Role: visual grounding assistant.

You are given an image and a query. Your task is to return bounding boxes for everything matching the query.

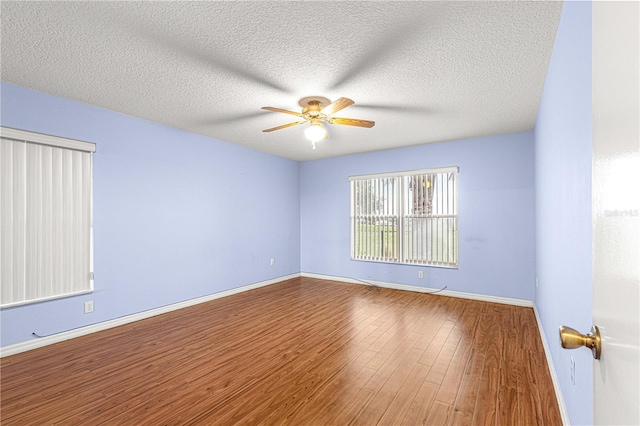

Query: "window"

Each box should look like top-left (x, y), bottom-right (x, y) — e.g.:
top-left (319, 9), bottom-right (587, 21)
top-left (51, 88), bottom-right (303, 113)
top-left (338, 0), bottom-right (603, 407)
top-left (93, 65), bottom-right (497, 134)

top-left (350, 167), bottom-right (458, 268)
top-left (1, 127), bottom-right (95, 308)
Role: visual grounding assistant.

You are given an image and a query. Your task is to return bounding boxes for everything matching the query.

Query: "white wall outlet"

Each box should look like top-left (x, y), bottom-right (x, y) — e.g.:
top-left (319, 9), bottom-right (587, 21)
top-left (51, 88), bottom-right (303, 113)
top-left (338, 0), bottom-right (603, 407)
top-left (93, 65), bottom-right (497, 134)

top-left (84, 301), bottom-right (94, 314)
top-left (536, 277), bottom-right (539, 288)
top-left (570, 356), bottom-right (576, 385)
top-left (270, 258), bottom-right (275, 266)
top-left (418, 271), bottom-right (424, 279)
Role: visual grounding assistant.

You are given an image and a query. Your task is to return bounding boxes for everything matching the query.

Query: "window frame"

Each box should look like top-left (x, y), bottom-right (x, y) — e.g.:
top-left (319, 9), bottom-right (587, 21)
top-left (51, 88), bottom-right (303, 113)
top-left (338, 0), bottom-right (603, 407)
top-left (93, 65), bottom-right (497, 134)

top-left (349, 166), bottom-right (459, 268)
top-left (1, 126), bottom-right (95, 309)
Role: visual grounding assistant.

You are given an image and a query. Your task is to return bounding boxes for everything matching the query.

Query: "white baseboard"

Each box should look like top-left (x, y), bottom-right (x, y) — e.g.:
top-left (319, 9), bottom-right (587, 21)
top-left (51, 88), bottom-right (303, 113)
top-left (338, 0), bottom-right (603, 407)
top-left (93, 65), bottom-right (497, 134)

top-left (1, 272), bottom-right (534, 357)
top-left (533, 305), bottom-right (570, 425)
top-left (300, 272), bottom-right (534, 307)
top-left (0, 273), bottom-right (301, 358)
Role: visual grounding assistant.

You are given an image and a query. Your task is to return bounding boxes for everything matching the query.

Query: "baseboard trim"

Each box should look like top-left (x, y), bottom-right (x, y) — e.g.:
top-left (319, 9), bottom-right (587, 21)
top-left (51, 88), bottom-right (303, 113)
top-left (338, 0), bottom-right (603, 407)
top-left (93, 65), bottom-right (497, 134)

top-left (1, 272), bottom-right (534, 357)
top-left (0, 273), bottom-right (301, 358)
top-left (533, 305), bottom-right (570, 425)
top-left (300, 272), bottom-right (534, 307)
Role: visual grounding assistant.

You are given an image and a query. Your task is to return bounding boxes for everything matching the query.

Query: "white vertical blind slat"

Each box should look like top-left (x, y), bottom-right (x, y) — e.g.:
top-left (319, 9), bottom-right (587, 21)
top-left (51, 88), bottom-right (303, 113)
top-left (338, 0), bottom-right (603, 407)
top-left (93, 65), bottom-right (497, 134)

top-left (51, 146), bottom-right (63, 298)
top-left (25, 142), bottom-right (40, 300)
top-left (1, 140), bottom-right (15, 305)
top-left (41, 145), bottom-right (53, 298)
top-left (62, 148), bottom-right (72, 295)
top-left (72, 150), bottom-right (81, 292)
top-left (12, 141), bottom-right (26, 304)
top-left (82, 150), bottom-right (91, 287)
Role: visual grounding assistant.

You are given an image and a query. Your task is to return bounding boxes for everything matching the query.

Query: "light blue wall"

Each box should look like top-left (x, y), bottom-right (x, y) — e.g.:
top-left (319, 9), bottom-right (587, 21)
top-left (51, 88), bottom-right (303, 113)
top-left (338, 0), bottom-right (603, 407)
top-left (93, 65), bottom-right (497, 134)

top-left (0, 82), bottom-right (301, 347)
top-left (300, 132), bottom-right (536, 301)
top-left (534, 2), bottom-right (592, 425)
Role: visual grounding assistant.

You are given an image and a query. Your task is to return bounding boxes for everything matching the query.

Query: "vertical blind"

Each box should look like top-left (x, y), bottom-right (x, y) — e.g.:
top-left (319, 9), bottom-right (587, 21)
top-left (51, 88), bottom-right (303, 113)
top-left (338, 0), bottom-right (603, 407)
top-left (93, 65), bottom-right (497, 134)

top-left (1, 127), bottom-right (95, 308)
top-left (350, 167), bottom-right (458, 268)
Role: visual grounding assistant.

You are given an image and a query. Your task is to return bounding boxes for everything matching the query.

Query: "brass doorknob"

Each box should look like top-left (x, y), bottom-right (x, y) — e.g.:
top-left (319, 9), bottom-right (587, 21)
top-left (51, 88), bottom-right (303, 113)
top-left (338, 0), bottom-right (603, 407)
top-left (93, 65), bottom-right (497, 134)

top-left (559, 325), bottom-right (601, 359)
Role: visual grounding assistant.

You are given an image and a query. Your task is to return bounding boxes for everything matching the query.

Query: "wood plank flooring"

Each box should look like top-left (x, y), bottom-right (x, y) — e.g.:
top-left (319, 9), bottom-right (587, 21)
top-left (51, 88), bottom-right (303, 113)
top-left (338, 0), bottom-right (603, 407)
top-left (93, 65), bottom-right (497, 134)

top-left (0, 277), bottom-right (562, 425)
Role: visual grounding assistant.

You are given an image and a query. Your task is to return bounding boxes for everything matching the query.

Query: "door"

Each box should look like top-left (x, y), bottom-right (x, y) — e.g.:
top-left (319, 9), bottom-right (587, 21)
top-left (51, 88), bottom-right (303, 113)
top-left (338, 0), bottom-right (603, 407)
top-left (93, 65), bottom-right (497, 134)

top-left (592, 2), bottom-right (640, 424)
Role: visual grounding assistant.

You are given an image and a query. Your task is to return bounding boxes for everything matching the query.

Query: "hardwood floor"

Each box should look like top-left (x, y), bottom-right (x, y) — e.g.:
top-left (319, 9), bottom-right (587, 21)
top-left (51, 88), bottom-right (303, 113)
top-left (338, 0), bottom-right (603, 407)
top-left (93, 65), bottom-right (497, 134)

top-left (0, 277), bottom-right (561, 425)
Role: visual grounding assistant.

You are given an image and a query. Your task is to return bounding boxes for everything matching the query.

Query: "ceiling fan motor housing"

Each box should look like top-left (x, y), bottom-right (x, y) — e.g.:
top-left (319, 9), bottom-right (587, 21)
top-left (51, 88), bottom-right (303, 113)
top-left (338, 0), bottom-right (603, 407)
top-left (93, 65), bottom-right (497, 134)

top-left (301, 98), bottom-right (330, 120)
top-left (299, 96), bottom-right (331, 115)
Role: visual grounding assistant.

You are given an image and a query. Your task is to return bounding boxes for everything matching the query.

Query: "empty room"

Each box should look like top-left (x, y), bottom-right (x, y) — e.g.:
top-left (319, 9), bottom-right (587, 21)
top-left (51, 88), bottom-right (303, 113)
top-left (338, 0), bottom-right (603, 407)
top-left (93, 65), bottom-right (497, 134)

top-left (1, 1), bottom-right (638, 425)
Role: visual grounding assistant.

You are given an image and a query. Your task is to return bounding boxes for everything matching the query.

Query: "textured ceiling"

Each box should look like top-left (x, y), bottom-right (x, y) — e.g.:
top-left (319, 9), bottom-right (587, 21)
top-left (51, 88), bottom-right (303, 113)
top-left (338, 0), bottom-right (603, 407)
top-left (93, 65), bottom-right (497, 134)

top-left (1, 1), bottom-right (562, 161)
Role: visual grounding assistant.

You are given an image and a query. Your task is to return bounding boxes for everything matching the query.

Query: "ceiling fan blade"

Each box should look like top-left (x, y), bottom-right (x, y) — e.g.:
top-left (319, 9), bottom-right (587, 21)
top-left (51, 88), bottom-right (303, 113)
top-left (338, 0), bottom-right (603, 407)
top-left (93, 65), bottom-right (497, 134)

top-left (262, 121), bottom-right (306, 132)
top-left (329, 117), bottom-right (375, 128)
top-left (262, 107), bottom-right (304, 117)
top-left (322, 97), bottom-right (355, 115)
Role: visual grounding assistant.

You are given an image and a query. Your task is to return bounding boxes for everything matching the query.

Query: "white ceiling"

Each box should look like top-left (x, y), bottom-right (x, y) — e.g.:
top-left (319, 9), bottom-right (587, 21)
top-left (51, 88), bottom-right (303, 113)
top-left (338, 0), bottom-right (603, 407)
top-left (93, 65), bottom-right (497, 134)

top-left (1, 1), bottom-right (563, 161)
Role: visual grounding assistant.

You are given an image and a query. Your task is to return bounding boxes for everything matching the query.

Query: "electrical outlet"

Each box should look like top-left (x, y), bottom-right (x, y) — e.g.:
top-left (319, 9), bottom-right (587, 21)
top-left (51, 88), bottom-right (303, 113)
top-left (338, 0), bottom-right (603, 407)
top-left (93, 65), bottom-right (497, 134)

top-left (270, 258), bottom-right (275, 266)
top-left (84, 301), bottom-right (94, 314)
top-left (570, 356), bottom-right (575, 385)
top-left (418, 271), bottom-right (424, 279)
top-left (536, 277), bottom-right (539, 288)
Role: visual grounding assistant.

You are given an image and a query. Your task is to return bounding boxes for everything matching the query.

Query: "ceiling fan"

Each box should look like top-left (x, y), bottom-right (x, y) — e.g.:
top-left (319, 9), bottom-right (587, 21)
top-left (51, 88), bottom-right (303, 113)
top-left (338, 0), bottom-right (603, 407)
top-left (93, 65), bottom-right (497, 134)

top-left (262, 96), bottom-right (375, 148)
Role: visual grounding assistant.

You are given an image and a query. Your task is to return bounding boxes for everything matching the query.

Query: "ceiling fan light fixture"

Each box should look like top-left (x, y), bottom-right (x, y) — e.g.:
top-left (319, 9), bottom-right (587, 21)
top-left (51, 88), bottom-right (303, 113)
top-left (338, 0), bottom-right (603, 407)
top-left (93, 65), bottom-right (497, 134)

top-left (304, 122), bottom-right (327, 143)
top-left (261, 97), bottom-right (374, 149)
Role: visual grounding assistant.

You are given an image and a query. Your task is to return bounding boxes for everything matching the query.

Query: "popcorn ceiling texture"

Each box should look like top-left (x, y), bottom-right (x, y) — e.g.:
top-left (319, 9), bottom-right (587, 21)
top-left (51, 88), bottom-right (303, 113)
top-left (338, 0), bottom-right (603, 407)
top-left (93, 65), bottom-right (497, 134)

top-left (1, 1), bottom-right (562, 161)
